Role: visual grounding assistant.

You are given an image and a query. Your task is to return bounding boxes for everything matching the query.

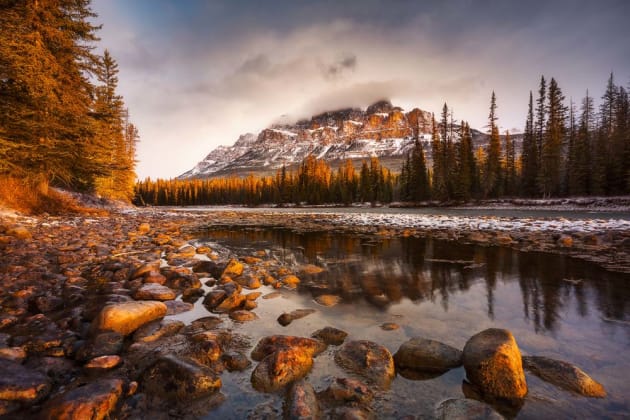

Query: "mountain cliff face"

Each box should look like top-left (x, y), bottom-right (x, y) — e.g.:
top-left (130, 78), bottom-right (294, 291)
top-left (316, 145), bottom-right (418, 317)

top-left (179, 100), bottom-right (498, 179)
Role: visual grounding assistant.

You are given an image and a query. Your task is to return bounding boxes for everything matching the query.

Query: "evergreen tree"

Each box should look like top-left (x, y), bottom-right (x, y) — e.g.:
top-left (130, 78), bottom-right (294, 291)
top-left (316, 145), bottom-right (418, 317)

top-left (409, 139), bottom-right (430, 201)
top-left (455, 122), bottom-right (476, 200)
top-left (503, 130), bottom-right (516, 196)
top-left (534, 76), bottom-right (547, 172)
top-left (431, 114), bottom-right (447, 200)
top-left (521, 91), bottom-right (538, 196)
top-left (484, 91), bottom-right (502, 197)
top-left (538, 77), bottom-right (566, 197)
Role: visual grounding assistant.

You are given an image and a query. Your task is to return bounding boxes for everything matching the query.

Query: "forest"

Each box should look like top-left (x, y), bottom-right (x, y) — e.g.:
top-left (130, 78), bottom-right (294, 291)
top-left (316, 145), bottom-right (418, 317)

top-left (136, 74), bottom-right (630, 206)
top-left (0, 0), bottom-right (137, 207)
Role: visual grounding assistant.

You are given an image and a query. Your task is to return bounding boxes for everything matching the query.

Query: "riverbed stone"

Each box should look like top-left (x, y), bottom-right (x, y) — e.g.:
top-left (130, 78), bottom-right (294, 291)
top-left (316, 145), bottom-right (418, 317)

top-left (229, 310), bottom-right (258, 322)
top-left (522, 355), bottom-right (606, 397)
top-left (394, 337), bottom-right (463, 372)
top-left (277, 309), bottom-right (316, 326)
top-left (84, 355), bottom-right (122, 370)
top-left (133, 283), bottom-right (177, 301)
top-left (221, 352), bottom-right (251, 372)
top-left (326, 377), bottom-right (373, 404)
top-left (0, 347), bottom-right (27, 362)
top-left (223, 259), bottom-right (244, 277)
top-left (251, 335), bottom-right (327, 361)
top-left (0, 359), bottom-right (51, 402)
top-left (93, 301), bottom-right (167, 336)
top-left (76, 331), bottom-right (124, 361)
top-left (314, 294), bottom-right (341, 307)
top-left (132, 319), bottom-right (184, 343)
top-left (251, 348), bottom-right (314, 392)
top-left (42, 378), bottom-right (124, 420)
top-left (285, 379), bottom-right (319, 419)
top-left (141, 354), bottom-right (222, 401)
top-left (435, 398), bottom-right (503, 420)
top-left (462, 328), bottom-right (527, 399)
top-left (312, 326), bottom-right (348, 346)
top-left (164, 300), bottom-right (194, 315)
top-left (335, 340), bottom-right (395, 388)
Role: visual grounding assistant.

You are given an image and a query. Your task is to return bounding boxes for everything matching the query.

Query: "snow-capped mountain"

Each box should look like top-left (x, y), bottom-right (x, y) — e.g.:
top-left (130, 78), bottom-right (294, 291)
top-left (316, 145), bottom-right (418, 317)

top-left (179, 100), bottom-right (507, 179)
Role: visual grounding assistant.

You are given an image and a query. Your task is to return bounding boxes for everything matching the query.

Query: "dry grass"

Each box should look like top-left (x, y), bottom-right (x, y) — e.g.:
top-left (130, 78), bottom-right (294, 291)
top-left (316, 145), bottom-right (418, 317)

top-left (0, 177), bottom-right (108, 216)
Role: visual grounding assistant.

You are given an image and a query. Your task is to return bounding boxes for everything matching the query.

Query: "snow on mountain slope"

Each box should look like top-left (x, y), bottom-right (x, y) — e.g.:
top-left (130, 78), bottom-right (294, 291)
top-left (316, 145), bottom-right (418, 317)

top-left (179, 100), bottom-right (520, 179)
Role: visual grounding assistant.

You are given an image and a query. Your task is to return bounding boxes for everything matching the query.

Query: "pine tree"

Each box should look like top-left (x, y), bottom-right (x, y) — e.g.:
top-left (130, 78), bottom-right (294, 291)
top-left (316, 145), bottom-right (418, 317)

top-left (504, 130), bottom-right (516, 196)
top-left (521, 91), bottom-right (538, 196)
top-left (409, 139), bottom-right (430, 201)
top-left (455, 122), bottom-right (476, 200)
top-left (431, 114), bottom-right (447, 200)
top-left (484, 91), bottom-right (502, 197)
top-left (534, 76), bottom-right (547, 174)
top-left (538, 77), bottom-right (566, 197)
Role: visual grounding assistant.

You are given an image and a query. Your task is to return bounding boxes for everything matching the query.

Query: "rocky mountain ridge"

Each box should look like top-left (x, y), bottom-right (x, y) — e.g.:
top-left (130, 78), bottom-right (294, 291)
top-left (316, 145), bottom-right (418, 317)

top-left (179, 100), bottom-right (507, 179)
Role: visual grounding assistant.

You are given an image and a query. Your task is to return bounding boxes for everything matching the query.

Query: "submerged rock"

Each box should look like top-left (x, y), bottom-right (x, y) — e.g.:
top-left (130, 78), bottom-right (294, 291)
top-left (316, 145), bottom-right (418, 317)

top-left (251, 348), bottom-right (314, 392)
top-left (229, 310), bottom-right (259, 322)
top-left (42, 378), bottom-right (124, 420)
top-left (132, 319), bottom-right (184, 343)
top-left (314, 294), bottom-right (341, 307)
top-left (141, 355), bottom-right (222, 401)
top-left (93, 301), bottom-right (167, 336)
top-left (435, 398), bottom-right (503, 420)
top-left (133, 284), bottom-right (176, 301)
top-left (285, 379), bottom-right (319, 420)
top-left (462, 328), bottom-right (527, 399)
top-left (326, 377), bottom-right (373, 404)
top-left (335, 340), bottom-right (395, 388)
top-left (393, 337), bottom-right (462, 372)
top-left (522, 355), bottom-right (606, 398)
top-left (277, 309), bottom-right (316, 326)
top-left (0, 359), bottom-right (51, 402)
top-left (311, 326), bottom-right (348, 346)
top-left (251, 335), bottom-right (326, 361)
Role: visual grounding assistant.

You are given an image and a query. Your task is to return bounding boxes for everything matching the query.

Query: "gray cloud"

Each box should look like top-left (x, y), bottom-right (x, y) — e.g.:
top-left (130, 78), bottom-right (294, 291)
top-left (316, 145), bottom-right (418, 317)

top-left (323, 53), bottom-right (358, 79)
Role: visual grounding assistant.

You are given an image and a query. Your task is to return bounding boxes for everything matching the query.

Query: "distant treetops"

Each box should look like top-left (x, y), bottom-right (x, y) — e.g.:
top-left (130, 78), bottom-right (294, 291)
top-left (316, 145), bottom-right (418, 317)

top-left (137, 72), bottom-right (629, 206)
top-left (0, 0), bottom-right (138, 201)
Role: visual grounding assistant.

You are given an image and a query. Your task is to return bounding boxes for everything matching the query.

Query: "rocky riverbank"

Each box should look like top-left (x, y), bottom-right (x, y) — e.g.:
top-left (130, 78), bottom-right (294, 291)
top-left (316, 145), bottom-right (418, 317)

top-left (0, 207), bottom-right (622, 418)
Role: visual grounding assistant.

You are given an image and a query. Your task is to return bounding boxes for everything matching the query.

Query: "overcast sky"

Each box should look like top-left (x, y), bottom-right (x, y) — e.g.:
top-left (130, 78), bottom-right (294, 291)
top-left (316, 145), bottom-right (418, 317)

top-left (91, 0), bottom-right (630, 179)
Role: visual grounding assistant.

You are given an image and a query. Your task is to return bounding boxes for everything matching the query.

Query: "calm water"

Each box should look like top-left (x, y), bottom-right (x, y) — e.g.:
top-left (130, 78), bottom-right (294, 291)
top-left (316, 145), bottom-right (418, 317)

top-left (173, 226), bottom-right (630, 419)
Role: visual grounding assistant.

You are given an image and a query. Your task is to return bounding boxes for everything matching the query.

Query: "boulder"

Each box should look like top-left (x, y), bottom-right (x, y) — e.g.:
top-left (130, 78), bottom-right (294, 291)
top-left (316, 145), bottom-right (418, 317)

top-left (435, 398), bottom-right (503, 420)
top-left (311, 326), bottom-right (348, 346)
top-left (0, 359), bottom-right (51, 402)
top-left (285, 379), bottom-right (319, 419)
top-left (141, 355), bottom-right (221, 401)
top-left (251, 348), bottom-right (313, 392)
top-left (222, 259), bottom-right (244, 277)
top-left (251, 335), bottom-right (326, 361)
top-left (522, 355), bottom-right (606, 398)
top-left (335, 340), bottom-right (395, 388)
top-left (42, 378), bottom-right (124, 420)
top-left (93, 301), bottom-right (167, 336)
top-left (394, 337), bottom-right (462, 372)
top-left (462, 328), bottom-right (527, 399)
top-left (133, 284), bottom-right (176, 301)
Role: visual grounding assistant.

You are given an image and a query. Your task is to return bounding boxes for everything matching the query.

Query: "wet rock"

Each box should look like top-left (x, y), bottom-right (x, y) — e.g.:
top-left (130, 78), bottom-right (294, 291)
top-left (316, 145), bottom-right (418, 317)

top-left (0, 359), bottom-right (51, 402)
top-left (138, 222), bottom-right (151, 233)
top-left (285, 379), bottom-right (319, 419)
top-left (229, 310), bottom-right (259, 322)
top-left (223, 259), bottom-right (244, 277)
top-left (251, 335), bottom-right (327, 361)
top-left (6, 225), bottom-right (31, 240)
top-left (93, 301), bottom-right (167, 336)
top-left (462, 328), bottom-right (527, 399)
top-left (312, 326), bottom-right (348, 346)
top-left (234, 273), bottom-right (262, 289)
top-left (189, 316), bottom-right (223, 331)
top-left (522, 355), bottom-right (606, 397)
top-left (133, 283), bottom-right (177, 301)
top-left (326, 377), bottom-right (373, 404)
top-left (314, 294), bottom-right (341, 307)
top-left (251, 348), bottom-right (314, 392)
top-left (203, 290), bottom-right (227, 308)
top-left (393, 337), bottom-right (463, 372)
top-left (42, 378), bottom-right (124, 420)
top-left (141, 355), bottom-right (221, 401)
top-left (380, 322), bottom-right (399, 331)
top-left (282, 275), bottom-right (301, 288)
top-left (332, 407), bottom-right (374, 420)
top-left (214, 293), bottom-right (246, 313)
top-left (131, 261), bottom-right (161, 280)
top-left (25, 357), bottom-right (78, 387)
top-left (34, 294), bottom-right (64, 313)
top-left (84, 355), bottom-right (122, 370)
top-left (76, 331), bottom-right (124, 361)
top-left (278, 309), bottom-right (316, 326)
top-left (143, 271), bottom-right (167, 285)
top-left (435, 398), bottom-right (503, 420)
top-left (193, 260), bottom-right (224, 278)
top-left (164, 300), bottom-right (194, 315)
top-left (0, 347), bottom-right (26, 362)
top-left (182, 287), bottom-right (205, 303)
top-left (335, 340), bottom-right (395, 388)
top-left (133, 319), bottom-right (184, 343)
top-left (190, 338), bottom-right (222, 365)
top-left (221, 352), bottom-right (251, 372)
top-left (242, 256), bottom-right (262, 264)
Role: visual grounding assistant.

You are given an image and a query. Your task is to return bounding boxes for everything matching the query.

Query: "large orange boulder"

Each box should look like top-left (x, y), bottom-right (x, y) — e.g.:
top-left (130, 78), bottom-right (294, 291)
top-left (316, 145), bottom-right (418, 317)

top-left (93, 301), bottom-right (167, 336)
top-left (462, 329), bottom-right (527, 399)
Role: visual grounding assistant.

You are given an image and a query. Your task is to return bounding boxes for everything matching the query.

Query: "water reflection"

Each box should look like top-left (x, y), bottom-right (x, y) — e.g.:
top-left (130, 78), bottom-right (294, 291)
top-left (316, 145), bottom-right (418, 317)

top-left (200, 227), bottom-right (630, 334)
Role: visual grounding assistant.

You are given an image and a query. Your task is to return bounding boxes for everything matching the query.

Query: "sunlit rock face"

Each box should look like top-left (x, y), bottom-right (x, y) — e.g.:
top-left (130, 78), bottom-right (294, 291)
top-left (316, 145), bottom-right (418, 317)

top-left (179, 99), bottom-right (499, 179)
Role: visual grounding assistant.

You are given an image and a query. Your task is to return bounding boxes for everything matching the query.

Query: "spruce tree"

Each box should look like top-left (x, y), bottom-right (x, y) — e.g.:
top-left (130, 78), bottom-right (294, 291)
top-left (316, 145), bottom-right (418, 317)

top-left (484, 91), bottom-right (502, 197)
top-left (521, 91), bottom-right (538, 196)
top-left (538, 77), bottom-right (566, 197)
